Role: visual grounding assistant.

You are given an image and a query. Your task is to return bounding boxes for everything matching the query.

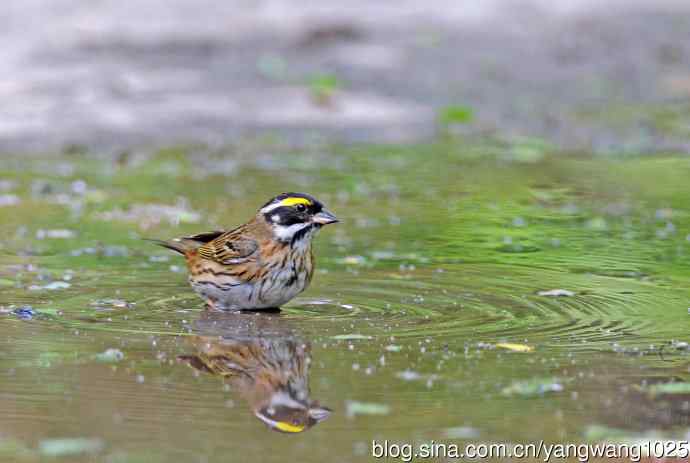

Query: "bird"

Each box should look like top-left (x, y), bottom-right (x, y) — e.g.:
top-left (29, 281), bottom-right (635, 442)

top-left (177, 312), bottom-right (332, 433)
top-left (152, 192), bottom-right (338, 311)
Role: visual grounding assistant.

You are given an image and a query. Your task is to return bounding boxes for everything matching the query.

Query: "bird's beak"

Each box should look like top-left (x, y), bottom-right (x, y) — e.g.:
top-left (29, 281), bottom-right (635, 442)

top-left (312, 209), bottom-right (339, 225)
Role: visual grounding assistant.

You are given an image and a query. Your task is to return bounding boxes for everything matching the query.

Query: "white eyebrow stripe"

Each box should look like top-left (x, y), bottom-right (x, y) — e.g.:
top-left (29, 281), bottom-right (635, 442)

top-left (260, 202), bottom-right (282, 213)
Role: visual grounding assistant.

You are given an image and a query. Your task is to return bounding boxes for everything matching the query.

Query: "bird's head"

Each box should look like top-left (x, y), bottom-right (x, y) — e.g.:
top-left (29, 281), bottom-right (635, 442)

top-left (259, 192), bottom-right (338, 244)
top-left (254, 393), bottom-right (332, 434)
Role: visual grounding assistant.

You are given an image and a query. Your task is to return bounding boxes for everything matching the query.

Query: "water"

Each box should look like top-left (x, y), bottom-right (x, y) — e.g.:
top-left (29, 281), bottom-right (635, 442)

top-left (1, 141), bottom-right (690, 461)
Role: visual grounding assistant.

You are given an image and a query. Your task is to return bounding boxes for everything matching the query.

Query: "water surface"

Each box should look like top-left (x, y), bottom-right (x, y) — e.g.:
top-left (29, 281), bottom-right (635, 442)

top-left (1, 141), bottom-right (690, 461)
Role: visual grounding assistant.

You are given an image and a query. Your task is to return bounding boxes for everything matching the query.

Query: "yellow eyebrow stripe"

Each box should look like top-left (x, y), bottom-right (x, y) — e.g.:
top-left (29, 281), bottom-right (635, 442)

top-left (274, 421), bottom-right (306, 433)
top-left (279, 197), bottom-right (312, 207)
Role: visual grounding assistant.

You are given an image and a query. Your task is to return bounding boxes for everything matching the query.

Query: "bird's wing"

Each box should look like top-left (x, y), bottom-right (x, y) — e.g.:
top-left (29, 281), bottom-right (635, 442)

top-left (197, 226), bottom-right (259, 265)
top-left (183, 230), bottom-right (226, 243)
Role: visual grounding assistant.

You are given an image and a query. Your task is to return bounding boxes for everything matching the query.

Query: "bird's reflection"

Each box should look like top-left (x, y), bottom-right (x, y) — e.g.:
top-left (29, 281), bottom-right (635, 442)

top-left (177, 311), bottom-right (331, 433)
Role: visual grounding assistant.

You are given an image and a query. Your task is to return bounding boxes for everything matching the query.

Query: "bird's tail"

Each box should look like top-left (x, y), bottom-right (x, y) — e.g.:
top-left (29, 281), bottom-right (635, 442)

top-left (145, 238), bottom-right (199, 255)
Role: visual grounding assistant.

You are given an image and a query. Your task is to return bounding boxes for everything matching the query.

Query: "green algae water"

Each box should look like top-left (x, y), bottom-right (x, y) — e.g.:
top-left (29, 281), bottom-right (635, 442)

top-left (1, 140), bottom-right (690, 461)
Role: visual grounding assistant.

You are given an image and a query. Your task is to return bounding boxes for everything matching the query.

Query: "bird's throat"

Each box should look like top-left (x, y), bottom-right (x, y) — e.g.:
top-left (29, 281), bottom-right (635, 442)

top-left (272, 222), bottom-right (316, 245)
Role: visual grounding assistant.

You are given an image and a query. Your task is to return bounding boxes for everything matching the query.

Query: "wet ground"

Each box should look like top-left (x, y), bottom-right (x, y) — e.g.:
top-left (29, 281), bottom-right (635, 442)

top-left (1, 142), bottom-right (690, 461)
top-left (3, 0), bottom-right (690, 152)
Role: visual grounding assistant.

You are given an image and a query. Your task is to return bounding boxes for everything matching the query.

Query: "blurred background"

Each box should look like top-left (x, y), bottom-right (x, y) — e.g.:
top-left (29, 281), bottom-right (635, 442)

top-left (3, 0), bottom-right (690, 153)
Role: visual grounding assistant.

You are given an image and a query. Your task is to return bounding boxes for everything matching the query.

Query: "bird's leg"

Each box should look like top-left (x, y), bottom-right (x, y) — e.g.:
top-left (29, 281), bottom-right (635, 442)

top-left (204, 298), bottom-right (220, 311)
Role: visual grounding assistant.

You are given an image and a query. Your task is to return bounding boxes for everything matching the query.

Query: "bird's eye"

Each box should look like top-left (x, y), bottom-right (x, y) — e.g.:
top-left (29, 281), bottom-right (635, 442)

top-left (296, 204), bottom-right (307, 212)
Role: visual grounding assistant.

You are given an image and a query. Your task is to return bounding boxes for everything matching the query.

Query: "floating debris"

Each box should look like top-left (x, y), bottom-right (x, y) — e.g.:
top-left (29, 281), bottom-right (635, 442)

top-left (537, 289), bottom-right (575, 297)
top-left (396, 370), bottom-right (422, 381)
top-left (39, 438), bottom-right (104, 457)
top-left (332, 334), bottom-right (373, 341)
top-left (370, 250), bottom-right (395, 260)
top-left (95, 348), bottom-right (125, 363)
top-left (496, 343), bottom-right (534, 353)
top-left (89, 299), bottom-right (134, 310)
top-left (386, 273), bottom-right (413, 280)
top-left (9, 306), bottom-right (60, 320)
top-left (496, 242), bottom-right (541, 253)
top-left (12, 306), bottom-right (37, 320)
top-left (586, 217), bottom-right (608, 231)
top-left (96, 202), bottom-right (201, 229)
top-left (443, 426), bottom-right (481, 439)
top-left (345, 401), bottom-right (391, 418)
top-left (0, 180), bottom-right (17, 192)
top-left (0, 194), bottom-right (20, 207)
top-left (583, 424), bottom-right (665, 444)
top-left (29, 281), bottom-right (71, 291)
top-left (70, 245), bottom-right (129, 257)
top-left (475, 342), bottom-right (495, 350)
top-left (655, 208), bottom-right (674, 220)
top-left (340, 255), bottom-right (367, 265)
top-left (501, 378), bottom-right (564, 397)
top-left (512, 217), bottom-right (527, 227)
top-left (385, 345), bottom-right (402, 352)
top-left (304, 299), bottom-right (333, 305)
top-left (672, 341), bottom-right (689, 350)
top-left (643, 382), bottom-right (690, 397)
top-left (36, 229), bottom-right (76, 239)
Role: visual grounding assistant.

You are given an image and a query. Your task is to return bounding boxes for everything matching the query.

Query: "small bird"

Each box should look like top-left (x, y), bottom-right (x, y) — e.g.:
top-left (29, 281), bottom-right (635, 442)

top-left (178, 313), bottom-right (331, 433)
top-left (153, 192), bottom-right (338, 311)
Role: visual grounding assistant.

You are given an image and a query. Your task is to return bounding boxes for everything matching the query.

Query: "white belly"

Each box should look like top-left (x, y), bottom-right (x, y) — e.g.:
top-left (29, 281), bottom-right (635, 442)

top-left (190, 264), bottom-right (311, 311)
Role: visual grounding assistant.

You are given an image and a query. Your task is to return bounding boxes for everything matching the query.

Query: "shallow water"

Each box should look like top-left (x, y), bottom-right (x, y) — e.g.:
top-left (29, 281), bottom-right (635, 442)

top-left (1, 141), bottom-right (690, 461)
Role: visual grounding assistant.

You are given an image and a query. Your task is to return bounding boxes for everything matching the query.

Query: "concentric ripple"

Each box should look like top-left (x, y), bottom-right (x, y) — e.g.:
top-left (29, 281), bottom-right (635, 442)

top-left (35, 259), bottom-right (685, 359)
